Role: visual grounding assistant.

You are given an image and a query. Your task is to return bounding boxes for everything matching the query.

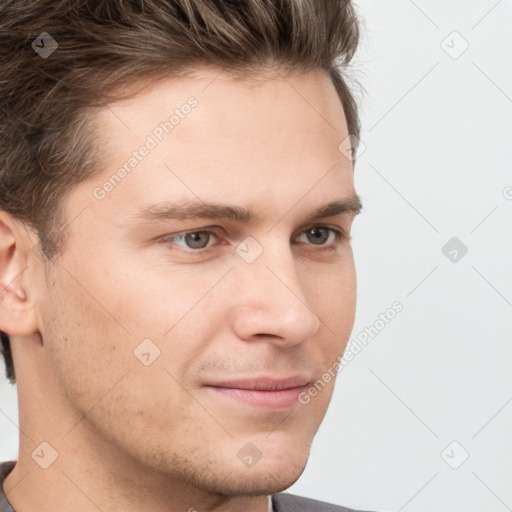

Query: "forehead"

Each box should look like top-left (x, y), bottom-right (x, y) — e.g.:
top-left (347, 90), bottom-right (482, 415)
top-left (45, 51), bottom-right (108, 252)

top-left (75, 68), bottom-right (355, 227)
top-left (92, 67), bottom-right (349, 153)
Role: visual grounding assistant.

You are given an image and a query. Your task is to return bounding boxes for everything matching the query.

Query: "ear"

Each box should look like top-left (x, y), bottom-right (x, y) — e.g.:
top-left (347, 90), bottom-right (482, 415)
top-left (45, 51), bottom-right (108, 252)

top-left (0, 211), bottom-right (39, 337)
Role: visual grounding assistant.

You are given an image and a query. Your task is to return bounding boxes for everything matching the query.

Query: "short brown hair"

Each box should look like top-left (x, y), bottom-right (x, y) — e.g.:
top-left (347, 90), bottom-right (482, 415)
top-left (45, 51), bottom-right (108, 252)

top-left (0, 0), bottom-right (361, 384)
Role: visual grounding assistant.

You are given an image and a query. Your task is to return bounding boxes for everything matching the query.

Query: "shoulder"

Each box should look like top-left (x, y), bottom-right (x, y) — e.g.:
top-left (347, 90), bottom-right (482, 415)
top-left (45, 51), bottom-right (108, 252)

top-left (0, 461), bottom-right (15, 488)
top-left (0, 461), bottom-right (16, 512)
top-left (0, 461), bottom-right (15, 480)
top-left (272, 492), bottom-right (375, 512)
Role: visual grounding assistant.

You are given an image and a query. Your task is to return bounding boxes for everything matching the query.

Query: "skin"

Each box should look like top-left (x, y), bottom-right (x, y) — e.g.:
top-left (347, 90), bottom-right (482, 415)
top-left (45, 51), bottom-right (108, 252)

top-left (0, 67), bottom-right (360, 512)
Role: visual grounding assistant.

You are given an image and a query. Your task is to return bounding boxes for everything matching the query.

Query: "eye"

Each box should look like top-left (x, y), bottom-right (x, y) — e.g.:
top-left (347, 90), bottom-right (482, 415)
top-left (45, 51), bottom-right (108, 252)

top-left (295, 226), bottom-right (345, 247)
top-left (159, 226), bottom-right (349, 254)
top-left (162, 229), bottom-right (219, 250)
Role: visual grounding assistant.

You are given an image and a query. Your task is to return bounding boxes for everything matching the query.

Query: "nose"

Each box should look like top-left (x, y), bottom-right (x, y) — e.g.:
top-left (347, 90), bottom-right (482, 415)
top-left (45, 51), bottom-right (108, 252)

top-left (229, 241), bottom-right (322, 349)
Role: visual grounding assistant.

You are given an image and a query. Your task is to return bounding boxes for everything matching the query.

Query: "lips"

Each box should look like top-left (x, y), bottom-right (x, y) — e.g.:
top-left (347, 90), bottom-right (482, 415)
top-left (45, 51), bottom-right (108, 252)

top-left (208, 376), bottom-right (310, 391)
top-left (204, 376), bottom-right (312, 410)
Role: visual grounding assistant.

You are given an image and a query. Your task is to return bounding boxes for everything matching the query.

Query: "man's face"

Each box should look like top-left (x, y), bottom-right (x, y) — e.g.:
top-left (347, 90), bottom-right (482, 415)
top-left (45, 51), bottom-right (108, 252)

top-left (33, 68), bottom-right (358, 495)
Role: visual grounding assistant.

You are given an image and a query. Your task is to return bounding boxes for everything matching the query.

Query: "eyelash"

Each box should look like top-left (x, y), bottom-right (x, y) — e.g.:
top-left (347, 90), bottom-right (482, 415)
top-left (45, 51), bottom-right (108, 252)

top-left (159, 226), bottom-right (350, 255)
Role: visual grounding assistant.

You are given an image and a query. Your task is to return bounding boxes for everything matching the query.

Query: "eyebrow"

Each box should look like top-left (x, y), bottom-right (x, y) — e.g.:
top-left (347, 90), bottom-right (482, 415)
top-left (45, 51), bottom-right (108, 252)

top-left (127, 193), bottom-right (363, 226)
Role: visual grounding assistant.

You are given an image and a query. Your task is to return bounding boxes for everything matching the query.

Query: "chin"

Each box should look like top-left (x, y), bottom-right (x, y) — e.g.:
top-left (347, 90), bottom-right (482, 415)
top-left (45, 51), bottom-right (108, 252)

top-left (199, 456), bottom-right (309, 497)
top-left (152, 439), bottom-right (311, 498)
top-left (209, 441), bottom-right (312, 496)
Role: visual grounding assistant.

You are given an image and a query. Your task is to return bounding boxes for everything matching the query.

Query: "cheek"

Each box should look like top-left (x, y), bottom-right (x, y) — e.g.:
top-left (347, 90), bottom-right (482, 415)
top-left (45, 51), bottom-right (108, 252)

top-left (306, 251), bottom-right (356, 347)
top-left (39, 258), bottom-right (144, 412)
top-left (40, 255), bottom-right (209, 407)
top-left (40, 272), bottom-right (201, 445)
top-left (102, 250), bottom-right (230, 339)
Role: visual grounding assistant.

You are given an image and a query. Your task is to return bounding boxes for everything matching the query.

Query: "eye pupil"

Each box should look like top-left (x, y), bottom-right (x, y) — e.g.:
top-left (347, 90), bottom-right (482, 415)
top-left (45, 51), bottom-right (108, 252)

top-left (307, 227), bottom-right (329, 245)
top-left (186, 231), bottom-right (210, 249)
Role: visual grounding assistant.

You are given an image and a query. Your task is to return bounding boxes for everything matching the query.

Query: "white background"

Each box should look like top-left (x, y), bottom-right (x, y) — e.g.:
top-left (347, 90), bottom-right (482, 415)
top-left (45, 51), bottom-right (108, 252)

top-left (1, 1), bottom-right (511, 511)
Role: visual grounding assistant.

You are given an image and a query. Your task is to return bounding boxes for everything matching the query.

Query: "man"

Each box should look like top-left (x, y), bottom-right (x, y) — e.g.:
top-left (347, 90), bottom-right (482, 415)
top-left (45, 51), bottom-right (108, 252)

top-left (0, 1), bottom-right (372, 511)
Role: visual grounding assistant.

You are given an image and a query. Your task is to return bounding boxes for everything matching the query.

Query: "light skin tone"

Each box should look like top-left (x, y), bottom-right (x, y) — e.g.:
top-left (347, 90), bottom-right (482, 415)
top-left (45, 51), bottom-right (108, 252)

top-left (0, 67), bottom-right (361, 512)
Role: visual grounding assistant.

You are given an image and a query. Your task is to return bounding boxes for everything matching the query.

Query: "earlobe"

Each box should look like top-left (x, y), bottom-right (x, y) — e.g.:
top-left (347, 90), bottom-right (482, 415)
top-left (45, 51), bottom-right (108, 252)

top-left (0, 211), bottom-right (39, 337)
